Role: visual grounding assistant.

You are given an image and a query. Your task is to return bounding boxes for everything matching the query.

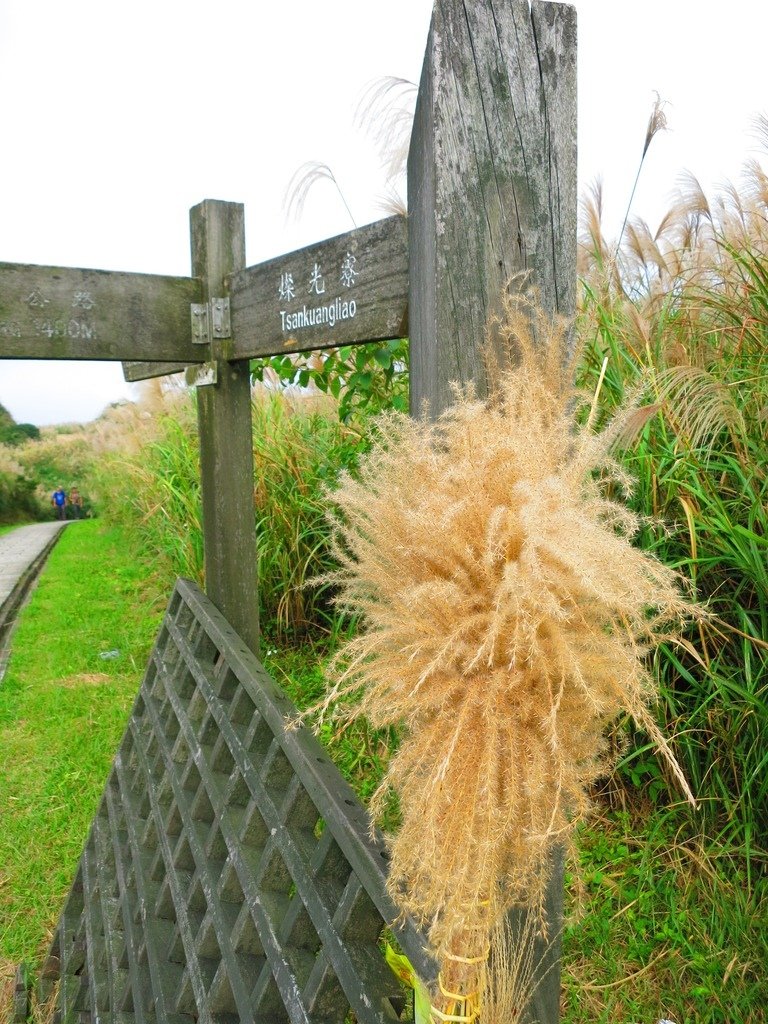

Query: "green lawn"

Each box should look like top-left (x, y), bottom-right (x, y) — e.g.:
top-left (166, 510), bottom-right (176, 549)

top-left (0, 521), bottom-right (165, 965)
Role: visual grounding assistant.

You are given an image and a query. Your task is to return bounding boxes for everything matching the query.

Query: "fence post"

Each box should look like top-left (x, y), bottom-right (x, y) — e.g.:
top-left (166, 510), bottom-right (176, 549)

top-left (407, 2), bottom-right (577, 1020)
top-left (190, 199), bottom-right (260, 654)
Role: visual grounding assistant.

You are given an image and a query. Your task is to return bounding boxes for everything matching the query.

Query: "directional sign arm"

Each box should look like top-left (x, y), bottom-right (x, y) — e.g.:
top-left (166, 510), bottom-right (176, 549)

top-left (228, 215), bottom-right (408, 360)
top-left (0, 261), bottom-right (202, 361)
top-left (118, 216), bottom-right (409, 380)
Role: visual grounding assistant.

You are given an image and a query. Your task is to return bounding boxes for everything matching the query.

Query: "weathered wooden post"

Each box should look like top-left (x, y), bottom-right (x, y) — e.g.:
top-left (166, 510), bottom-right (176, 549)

top-left (408, 1), bottom-right (577, 1020)
top-left (409, 0), bottom-right (577, 414)
top-left (189, 199), bottom-right (260, 655)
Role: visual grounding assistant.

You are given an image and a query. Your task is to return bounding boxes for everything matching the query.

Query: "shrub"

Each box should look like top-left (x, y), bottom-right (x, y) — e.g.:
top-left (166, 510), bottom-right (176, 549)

top-left (0, 448), bottom-right (39, 523)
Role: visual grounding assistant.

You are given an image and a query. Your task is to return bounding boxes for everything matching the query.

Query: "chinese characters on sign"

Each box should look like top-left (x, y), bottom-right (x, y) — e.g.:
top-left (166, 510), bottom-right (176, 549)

top-left (72, 291), bottom-right (96, 310)
top-left (0, 287), bottom-right (97, 341)
top-left (308, 263), bottom-right (325, 295)
top-left (278, 252), bottom-right (359, 334)
top-left (27, 288), bottom-right (49, 309)
top-left (340, 253), bottom-right (357, 288)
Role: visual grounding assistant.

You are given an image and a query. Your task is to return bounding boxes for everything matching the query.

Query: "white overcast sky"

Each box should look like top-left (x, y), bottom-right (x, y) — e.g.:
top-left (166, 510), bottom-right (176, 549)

top-left (1, 0), bottom-right (766, 425)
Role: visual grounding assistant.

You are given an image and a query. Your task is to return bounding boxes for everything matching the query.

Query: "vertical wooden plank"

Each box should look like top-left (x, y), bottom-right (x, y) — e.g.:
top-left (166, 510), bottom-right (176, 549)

top-left (407, 2), bottom-right (577, 1021)
top-left (408, 0), bottom-right (577, 416)
top-left (190, 199), bottom-right (260, 654)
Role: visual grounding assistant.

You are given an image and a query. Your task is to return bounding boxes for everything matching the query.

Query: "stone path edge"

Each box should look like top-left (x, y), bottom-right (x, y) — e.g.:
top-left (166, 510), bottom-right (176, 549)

top-left (0, 522), bottom-right (69, 683)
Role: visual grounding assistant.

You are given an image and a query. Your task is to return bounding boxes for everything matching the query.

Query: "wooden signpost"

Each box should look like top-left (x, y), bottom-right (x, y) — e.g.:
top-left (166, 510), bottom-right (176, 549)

top-left (0, 2), bottom-right (576, 1020)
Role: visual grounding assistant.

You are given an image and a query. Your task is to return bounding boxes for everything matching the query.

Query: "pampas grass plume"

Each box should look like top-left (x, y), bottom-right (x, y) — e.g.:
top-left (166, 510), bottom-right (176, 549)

top-left (318, 293), bottom-right (695, 1012)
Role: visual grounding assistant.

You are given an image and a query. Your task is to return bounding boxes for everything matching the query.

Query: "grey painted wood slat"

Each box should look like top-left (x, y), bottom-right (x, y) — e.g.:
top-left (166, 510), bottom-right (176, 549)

top-left (79, 833), bottom-right (114, 1022)
top-left (74, 847), bottom-right (100, 1018)
top-left (143, 650), bottom-right (309, 1023)
top-left (0, 262), bottom-right (201, 361)
top-left (89, 816), bottom-right (121, 1020)
top-left (51, 869), bottom-right (83, 1013)
top-left (111, 747), bottom-right (203, 1024)
top-left (101, 784), bottom-right (152, 1024)
top-left (127, 696), bottom-right (263, 1024)
top-left (228, 216), bottom-right (408, 360)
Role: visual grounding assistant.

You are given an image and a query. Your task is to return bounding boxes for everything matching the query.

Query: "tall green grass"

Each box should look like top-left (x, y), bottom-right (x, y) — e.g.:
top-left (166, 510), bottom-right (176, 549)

top-left (96, 412), bottom-right (204, 586)
top-left (579, 229), bottom-right (768, 871)
top-left (251, 393), bottom-right (358, 640)
top-left (0, 448), bottom-right (41, 523)
top-left (99, 392), bottom-right (356, 641)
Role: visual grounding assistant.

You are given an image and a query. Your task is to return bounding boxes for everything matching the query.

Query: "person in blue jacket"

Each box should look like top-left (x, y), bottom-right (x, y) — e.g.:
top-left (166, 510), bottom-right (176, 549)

top-left (51, 486), bottom-right (67, 520)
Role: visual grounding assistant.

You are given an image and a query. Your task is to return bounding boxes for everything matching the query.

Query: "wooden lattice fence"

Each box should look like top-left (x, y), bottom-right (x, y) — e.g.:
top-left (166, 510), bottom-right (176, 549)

top-left (40, 580), bottom-right (433, 1023)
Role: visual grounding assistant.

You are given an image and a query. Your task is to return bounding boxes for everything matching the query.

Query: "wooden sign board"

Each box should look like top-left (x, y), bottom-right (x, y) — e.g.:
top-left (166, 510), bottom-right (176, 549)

top-left (228, 215), bottom-right (408, 360)
top-left (0, 261), bottom-right (201, 362)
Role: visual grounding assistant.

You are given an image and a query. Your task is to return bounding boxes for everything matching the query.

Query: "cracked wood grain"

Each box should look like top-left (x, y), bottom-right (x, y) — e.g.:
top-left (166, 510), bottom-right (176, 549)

top-left (408, 0), bottom-right (577, 417)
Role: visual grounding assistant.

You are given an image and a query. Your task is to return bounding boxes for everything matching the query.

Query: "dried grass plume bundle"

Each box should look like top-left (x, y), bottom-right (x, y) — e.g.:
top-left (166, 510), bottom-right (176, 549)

top-left (321, 294), bottom-right (694, 1011)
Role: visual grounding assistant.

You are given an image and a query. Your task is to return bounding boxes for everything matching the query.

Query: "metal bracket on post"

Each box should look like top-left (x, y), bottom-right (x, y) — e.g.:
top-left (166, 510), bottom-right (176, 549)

top-left (211, 297), bottom-right (231, 340)
top-left (191, 298), bottom-right (230, 346)
top-left (191, 303), bottom-right (210, 345)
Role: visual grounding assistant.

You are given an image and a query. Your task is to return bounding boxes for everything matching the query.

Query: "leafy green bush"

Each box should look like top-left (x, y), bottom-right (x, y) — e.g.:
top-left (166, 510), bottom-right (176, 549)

top-left (252, 338), bottom-right (409, 424)
top-left (0, 449), bottom-right (39, 523)
top-left (13, 430), bottom-right (95, 514)
top-left (0, 422), bottom-right (41, 446)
